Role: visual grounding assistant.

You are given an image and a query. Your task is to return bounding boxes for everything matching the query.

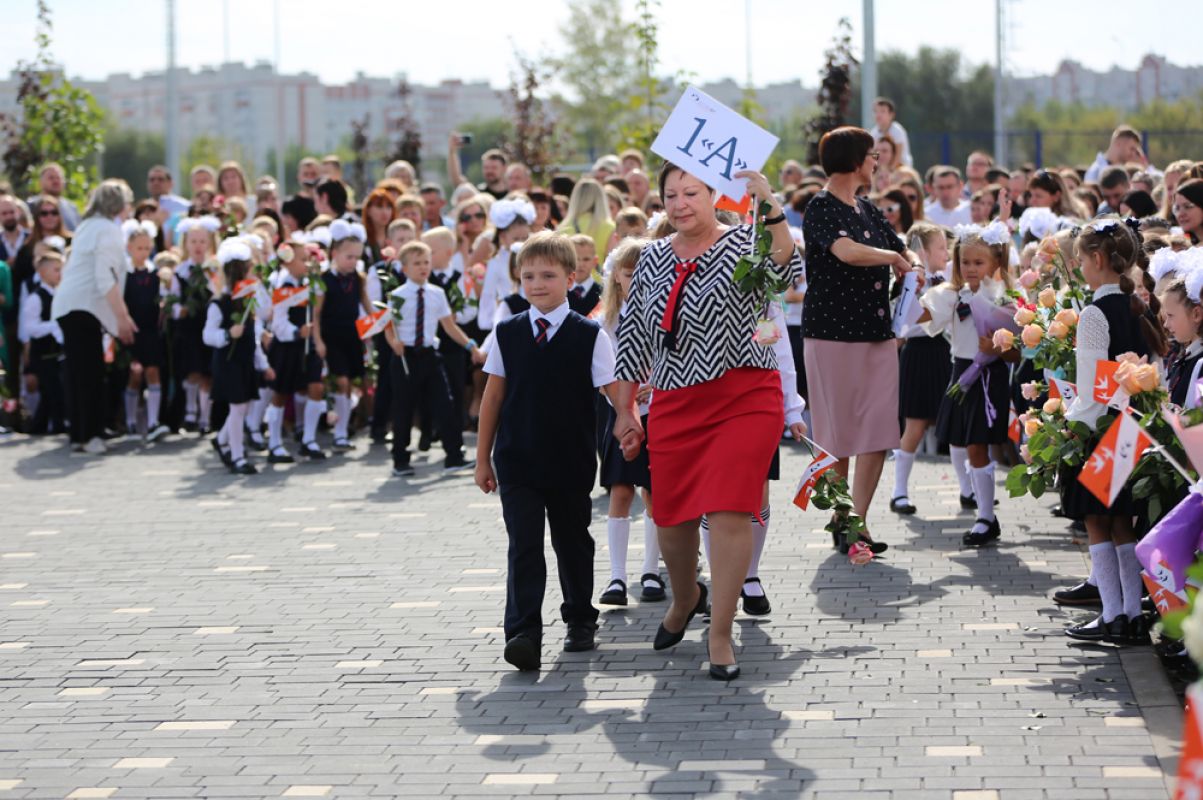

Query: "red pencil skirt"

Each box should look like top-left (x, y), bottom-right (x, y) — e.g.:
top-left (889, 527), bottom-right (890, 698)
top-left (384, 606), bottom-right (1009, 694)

top-left (647, 367), bottom-right (783, 527)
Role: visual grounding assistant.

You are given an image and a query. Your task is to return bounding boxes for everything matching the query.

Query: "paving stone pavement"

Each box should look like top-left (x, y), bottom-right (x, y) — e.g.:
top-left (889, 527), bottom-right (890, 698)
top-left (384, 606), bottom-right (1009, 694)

top-left (0, 432), bottom-right (1177, 799)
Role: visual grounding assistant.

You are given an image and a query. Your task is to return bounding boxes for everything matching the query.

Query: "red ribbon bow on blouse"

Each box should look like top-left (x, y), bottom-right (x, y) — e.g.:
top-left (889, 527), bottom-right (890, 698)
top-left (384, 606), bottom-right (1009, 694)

top-left (659, 261), bottom-right (697, 349)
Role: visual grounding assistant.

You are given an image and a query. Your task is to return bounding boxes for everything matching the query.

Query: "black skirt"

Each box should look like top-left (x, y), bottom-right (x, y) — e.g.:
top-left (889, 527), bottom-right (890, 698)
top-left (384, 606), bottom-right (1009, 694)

top-left (899, 335), bottom-right (952, 420)
top-left (936, 357), bottom-right (1010, 447)
top-left (269, 340), bottom-right (323, 394)
top-left (323, 329), bottom-right (365, 379)
top-left (129, 328), bottom-right (166, 369)
top-left (174, 317), bottom-right (211, 377)
top-left (210, 339), bottom-right (259, 405)
top-left (1059, 462), bottom-right (1135, 519)
top-left (599, 408), bottom-right (650, 490)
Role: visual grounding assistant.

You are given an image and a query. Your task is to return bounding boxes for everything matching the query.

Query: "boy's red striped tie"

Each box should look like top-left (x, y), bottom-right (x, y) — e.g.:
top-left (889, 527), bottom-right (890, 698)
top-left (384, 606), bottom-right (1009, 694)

top-left (534, 317), bottom-right (551, 347)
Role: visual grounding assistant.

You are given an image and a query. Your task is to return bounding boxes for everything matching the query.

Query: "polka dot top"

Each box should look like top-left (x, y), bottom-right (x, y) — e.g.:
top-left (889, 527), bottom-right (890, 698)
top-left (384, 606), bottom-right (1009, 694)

top-left (800, 190), bottom-right (904, 342)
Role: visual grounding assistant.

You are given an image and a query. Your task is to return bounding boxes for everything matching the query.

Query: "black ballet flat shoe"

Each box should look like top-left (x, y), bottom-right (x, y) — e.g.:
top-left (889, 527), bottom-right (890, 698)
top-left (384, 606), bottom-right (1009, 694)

top-left (653, 582), bottom-right (708, 651)
top-left (709, 663), bottom-right (740, 681)
top-left (300, 442), bottom-right (326, 460)
top-left (962, 518), bottom-right (1001, 547)
top-left (740, 578), bottom-right (771, 616)
top-left (1066, 613), bottom-right (1129, 643)
top-left (599, 580), bottom-right (628, 606)
top-left (960, 493), bottom-right (978, 510)
top-left (839, 535), bottom-right (888, 555)
top-left (210, 438), bottom-right (233, 467)
top-left (229, 459), bottom-right (258, 476)
top-left (563, 624), bottom-right (597, 653)
top-left (639, 573), bottom-right (667, 602)
top-left (503, 633), bottom-right (541, 671)
top-left (889, 496), bottom-right (917, 515)
top-left (267, 448), bottom-right (295, 464)
top-left (1054, 581), bottom-right (1102, 607)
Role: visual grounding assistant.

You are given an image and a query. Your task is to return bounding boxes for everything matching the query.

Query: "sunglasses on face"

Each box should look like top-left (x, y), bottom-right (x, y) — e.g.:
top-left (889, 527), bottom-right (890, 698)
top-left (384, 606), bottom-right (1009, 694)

top-left (881, 203), bottom-right (900, 214)
top-left (38, 209), bottom-right (60, 217)
top-left (903, 193), bottom-right (918, 203)
top-left (459, 211), bottom-right (486, 223)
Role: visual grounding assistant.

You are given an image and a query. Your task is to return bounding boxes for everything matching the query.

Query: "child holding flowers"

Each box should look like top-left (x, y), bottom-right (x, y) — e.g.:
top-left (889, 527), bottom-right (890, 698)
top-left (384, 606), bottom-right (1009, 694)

top-left (918, 221), bottom-right (1018, 546)
top-left (1061, 219), bottom-right (1166, 644)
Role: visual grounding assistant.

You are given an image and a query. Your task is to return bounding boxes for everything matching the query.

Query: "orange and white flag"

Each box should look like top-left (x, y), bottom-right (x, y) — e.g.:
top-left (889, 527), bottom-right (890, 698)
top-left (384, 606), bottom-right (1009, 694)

top-left (1008, 405), bottom-right (1022, 444)
top-left (355, 307), bottom-right (390, 340)
top-left (1048, 378), bottom-right (1077, 402)
top-left (1092, 360), bottom-right (1122, 404)
top-left (272, 285), bottom-right (308, 310)
top-left (232, 277), bottom-right (259, 300)
top-left (1176, 684), bottom-right (1203, 800)
top-left (1078, 412), bottom-right (1153, 507)
top-left (793, 445), bottom-right (838, 511)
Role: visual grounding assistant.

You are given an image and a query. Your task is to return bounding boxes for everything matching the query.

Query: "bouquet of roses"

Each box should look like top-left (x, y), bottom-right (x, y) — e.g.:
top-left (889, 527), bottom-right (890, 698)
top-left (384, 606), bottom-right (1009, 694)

top-left (1010, 286), bottom-right (1080, 380)
top-left (1005, 396), bottom-right (1092, 499)
top-left (946, 293), bottom-right (1022, 403)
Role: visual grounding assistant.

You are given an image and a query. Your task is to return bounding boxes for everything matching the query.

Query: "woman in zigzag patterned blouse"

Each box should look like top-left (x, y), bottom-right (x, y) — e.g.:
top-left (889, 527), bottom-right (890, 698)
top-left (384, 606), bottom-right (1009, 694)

top-left (613, 163), bottom-right (801, 680)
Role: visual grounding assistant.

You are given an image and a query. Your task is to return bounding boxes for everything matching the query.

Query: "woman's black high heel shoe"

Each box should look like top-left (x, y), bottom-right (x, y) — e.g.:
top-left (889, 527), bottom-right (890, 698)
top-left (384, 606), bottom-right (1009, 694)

top-left (838, 535), bottom-right (888, 555)
top-left (653, 582), bottom-right (708, 651)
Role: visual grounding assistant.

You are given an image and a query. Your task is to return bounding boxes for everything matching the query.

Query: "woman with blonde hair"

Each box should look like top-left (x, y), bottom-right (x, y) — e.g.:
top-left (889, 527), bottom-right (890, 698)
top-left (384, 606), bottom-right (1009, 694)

top-left (557, 178), bottom-right (615, 262)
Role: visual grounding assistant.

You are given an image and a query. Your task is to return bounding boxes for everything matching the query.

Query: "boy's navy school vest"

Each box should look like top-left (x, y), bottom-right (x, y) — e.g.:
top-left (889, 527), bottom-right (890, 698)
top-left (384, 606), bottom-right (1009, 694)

top-left (493, 310), bottom-right (600, 491)
top-left (567, 282), bottom-right (602, 316)
top-left (29, 284), bottom-right (60, 362)
top-left (503, 293), bottom-right (530, 316)
top-left (320, 269), bottom-right (362, 326)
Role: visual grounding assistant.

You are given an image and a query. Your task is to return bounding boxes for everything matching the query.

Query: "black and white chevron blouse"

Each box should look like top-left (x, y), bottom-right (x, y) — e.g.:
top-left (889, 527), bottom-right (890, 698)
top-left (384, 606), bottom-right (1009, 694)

top-left (616, 224), bottom-right (802, 391)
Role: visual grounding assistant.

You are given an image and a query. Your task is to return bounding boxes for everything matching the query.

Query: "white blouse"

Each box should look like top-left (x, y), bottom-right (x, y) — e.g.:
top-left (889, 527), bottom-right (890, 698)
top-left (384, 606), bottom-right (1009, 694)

top-left (920, 277), bottom-right (1008, 360)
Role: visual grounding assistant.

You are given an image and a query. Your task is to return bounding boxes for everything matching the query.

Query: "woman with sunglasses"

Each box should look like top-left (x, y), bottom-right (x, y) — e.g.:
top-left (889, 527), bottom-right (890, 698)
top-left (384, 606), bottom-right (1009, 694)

top-left (13, 195), bottom-right (72, 299)
top-left (874, 188), bottom-right (914, 236)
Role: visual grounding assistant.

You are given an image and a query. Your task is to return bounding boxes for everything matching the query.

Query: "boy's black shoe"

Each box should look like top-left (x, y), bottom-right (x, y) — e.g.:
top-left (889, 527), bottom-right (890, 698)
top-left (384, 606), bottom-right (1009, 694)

top-left (740, 578), bottom-right (771, 616)
top-left (503, 633), bottom-right (541, 671)
top-left (391, 464), bottom-right (416, 477)
top-left (962, 518), bottom-right (1001, 547)
top-left (599, 580), bottom-right (628, 606)
top-left (443, 455), bottom-right (474, 472)
top-left (564, 624), bottom-right (597, 652)
top-left (1053, 581), bottom-right (1102, 606)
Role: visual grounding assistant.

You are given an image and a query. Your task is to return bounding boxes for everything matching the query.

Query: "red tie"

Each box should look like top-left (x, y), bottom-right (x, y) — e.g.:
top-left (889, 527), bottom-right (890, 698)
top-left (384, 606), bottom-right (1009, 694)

top-left (534, 317), bottom-right (551, 347)
top-left (660, 261), bottom-right (697, 349)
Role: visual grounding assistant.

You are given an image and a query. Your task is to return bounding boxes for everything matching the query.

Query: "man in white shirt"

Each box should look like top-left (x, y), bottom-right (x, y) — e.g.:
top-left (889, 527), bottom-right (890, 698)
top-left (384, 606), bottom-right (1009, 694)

top-left (868, 98), bottom-right (913, 168)
top-left (1084, 125), bottom-right (1161, 184)
top-left (925, 167), bottom-right (973, 227)
top-left (146, 165), bottom-right (189, 216)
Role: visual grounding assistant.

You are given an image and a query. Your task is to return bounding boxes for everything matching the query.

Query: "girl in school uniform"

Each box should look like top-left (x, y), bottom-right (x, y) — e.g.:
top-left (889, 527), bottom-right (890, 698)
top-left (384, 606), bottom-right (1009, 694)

top-left (1161, 267), bottom-right (1203, 410)
top-left (122, 220), bottom-right (170, 442)
top-left (313, 220), bottom-right (373, 452)
top-left (919, 221), bottom-right (1018, 547)
top-left (266, 240), bottom-right (326, 461)
top-left (477, 199), bottom-right (535, 335)
top-left (1061, 219), bottom-right (1167, 645)
top-left (170, 215), bottom-right (221, 433)
top-left (890, 221), bottom-right (954, 514)
top-left (204, 238), bottom-right (268, 475)
top-left (595, 238), bottom-right (662, 607)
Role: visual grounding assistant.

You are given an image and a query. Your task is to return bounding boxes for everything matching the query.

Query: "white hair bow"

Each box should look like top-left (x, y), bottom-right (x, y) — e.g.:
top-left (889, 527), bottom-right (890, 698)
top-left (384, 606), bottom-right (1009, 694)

top-left (489, 198), bottom-right (536, 230)
top-left (953, 221), bottom-right (1011, 246)
top-left (306, 227), bottom-right (332, 248)
top-left (1148, 247), bottom-right (1182, 284)
top-left (241, 233), bottom-right (264, 250)
top-left (216, 238), bottom-right (253, 265)
top-left (1017, 207), bottom-right (1062, 240)
top-left (41, 235), bottom-right (66, 253)
top-left (1183, 248), bottom-right (1203, 303)
top-left (176, 215), bottom-right (221, 237)
top-left (329, 219), bottom-right (367, 243)
top-left (122, 219), bottom-right (157, 242)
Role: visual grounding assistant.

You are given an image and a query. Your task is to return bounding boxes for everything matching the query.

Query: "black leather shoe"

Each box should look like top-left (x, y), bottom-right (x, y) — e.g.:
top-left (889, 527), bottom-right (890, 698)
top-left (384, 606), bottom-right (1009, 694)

top-left (653, 582), bottom-right (707, 651)
top-left (741, 579), bottom-right (771, 616)
top-left (889, 496), bottom-right (917, 515)
top-left (267, 449), bottom-right (295, 464)
top-left (599, 580), bottom-right (628, 606)
top-left (962, 518), bottom-right (1001, 547)
top-left (210, 438), bottom-right (232, 467)
top-left (1118, 614), bottom-right (1152, 646)
top-left (229, 459), bottom-right (257, 475)
top-left (1065, 614), bottom-right (1130, 643)
top-left (639, 573), bottom-right (666, 602)
top-left (503, 634), bottom-right (540, 671)
top-left (564, 624), bottom-right (597, 653)
top-left (300, 442), bottom-right (326, 460)
top-left (709, 663), bottom-right (740, 681)
top-left (1054, 581), bottom-right (1102, 606)
top-left (960, 493), bottom-right (977, 510)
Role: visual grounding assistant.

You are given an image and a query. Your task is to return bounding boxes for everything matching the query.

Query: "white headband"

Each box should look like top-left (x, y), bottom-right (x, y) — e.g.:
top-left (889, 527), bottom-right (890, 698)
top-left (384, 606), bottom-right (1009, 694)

top-left (489, 198), bottom-right (536, 230)
top-left (176, 215), bottom-right (221, 237)
top-left (329, 219), bottom-right (366, 244)
top-left (306, 227), bottom-right (332, 248)
top-left (1017, 206), bottom-right (1063, 240)
top-left (122, 219), bottom-right (157, 242)
top-left (953, 220), bottom-right (1010, 247)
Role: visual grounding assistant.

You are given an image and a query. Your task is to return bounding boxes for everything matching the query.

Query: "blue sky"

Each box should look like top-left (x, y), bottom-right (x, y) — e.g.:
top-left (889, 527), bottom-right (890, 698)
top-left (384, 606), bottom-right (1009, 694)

top-left (1, 0), bottom-right (1195, 87)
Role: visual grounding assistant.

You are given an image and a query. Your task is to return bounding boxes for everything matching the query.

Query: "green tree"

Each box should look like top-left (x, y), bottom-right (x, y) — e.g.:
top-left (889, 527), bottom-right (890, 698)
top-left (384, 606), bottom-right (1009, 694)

top-left (451, 117), bottom-right (514, 188)
top-left (181, 135), bottom-right (248, 182)
top-left (804, 18), bottom-right (857, 165)
top-left (549, 0), bottom-right (638, 159)
top-left (505, 54), bottom-right (562, 185)
top-left (0, 0), bottom-right (105, 202)
top-left (101, 124), bottom-right (165, 196)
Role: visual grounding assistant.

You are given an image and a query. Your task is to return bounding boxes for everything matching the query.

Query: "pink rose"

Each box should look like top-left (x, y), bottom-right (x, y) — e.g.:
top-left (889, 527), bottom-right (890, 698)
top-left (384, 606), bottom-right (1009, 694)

top-left (1018, 270), bottom-right (1039, 289)
top-left (382, 246), bottom-right (397, 261)
top-left (1014, 307), bottom-right (1036, 326)
top-left (992, 329), bottom-right (1015, 351)
top-left (848, 541), bottom-right (874, 565)
top-left (1020, 443), bottom-right (1031, 463)
top-left (1021, 382), bottom-right (1040, 401)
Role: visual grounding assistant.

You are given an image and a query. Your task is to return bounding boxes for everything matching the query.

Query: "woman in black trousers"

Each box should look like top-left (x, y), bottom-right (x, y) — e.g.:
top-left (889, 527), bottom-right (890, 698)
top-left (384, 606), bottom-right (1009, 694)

top-left (51, 180), bottom-right (137, 454)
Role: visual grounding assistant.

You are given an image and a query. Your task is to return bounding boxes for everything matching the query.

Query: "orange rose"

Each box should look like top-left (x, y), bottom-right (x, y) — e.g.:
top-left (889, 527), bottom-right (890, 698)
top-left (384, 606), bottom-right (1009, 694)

top-left (1039, 236), bottom-right (1061, 257)
top-left (1135, 363), bottom-right (1159, 393)
top-left (1021, 324), bottom-right (1044, 349)
top-left (1014, 307), bottom-right (1036, 326)
top-left (992, 329), bottom-right (1016, 351)
top-left (1116, 352), bottom-right (1145, 366)
top-left (1054, 308), bottom-right (1078, 327)
top-left (1042, 397), bottom-right (1062, 414)
top-left (1114, 362), bottom-right (1142, 395)
top-left (1024, 418), bottom-right (1041, 437)
top-left (1047, 320), bottom-right (1069, 340)
top-left (1038, 288), bottom-right (1057, 309)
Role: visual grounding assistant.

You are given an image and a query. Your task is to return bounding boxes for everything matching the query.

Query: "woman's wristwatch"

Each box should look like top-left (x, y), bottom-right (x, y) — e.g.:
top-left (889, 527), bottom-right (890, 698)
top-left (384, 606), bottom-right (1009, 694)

top-left (763, 211), bottom-right (787, 226)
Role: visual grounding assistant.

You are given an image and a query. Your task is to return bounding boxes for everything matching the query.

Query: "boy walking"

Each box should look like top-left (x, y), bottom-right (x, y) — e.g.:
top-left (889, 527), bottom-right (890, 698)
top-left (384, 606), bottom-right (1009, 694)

top-left (474, 231), bottom-right (627, 671)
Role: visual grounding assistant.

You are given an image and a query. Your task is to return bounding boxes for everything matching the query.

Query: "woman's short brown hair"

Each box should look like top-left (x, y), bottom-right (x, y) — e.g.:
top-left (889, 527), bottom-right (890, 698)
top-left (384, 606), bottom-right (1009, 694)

top-left (657, 161), bottom-right (712, 203)
top-left (819, 127), bottom-right (876, 175)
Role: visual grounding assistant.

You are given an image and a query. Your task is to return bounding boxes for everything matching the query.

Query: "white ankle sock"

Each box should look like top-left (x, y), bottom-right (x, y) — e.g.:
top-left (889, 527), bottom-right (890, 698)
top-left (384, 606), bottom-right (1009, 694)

top-left (333, 394), bottom-right (350, 439)
top-left (745, 504), bottom-right (771, 591)
top-left (146, 385), bottom-right (161, 428)
top-left (606, 517), bottom-right (630, 584)
top-left (303, 399), bottom-right (323, 445)
top-left (892, 449), bottom-right (916, 501)
top-left (226, 403), bottom-right (248, 462)
top-left (266, 404), bottom-right (284, 449)
top-left (970, 463), bottom-right (996, 524)
top-left (184, 381), bottom-right (199, 421)
top-left (641, 510), bottom-right (660, 576)
top-left (950, 446), bottom-right (972, 497)
top-left (123, 389), bottom-right (139, 431)
top-left (1090, 541), bottom-right (1122, 623)
top-left (1116, 543), bottom-right (1145, 619)
top-left (198, 387), bottom-right (211, 428)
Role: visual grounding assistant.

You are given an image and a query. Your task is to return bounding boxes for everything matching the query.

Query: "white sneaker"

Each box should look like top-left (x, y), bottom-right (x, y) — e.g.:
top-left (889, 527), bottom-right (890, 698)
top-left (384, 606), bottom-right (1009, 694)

top-left (146, 424), bottom-right (171, 443)
top-left (83, 437), bottom-right (107, 455)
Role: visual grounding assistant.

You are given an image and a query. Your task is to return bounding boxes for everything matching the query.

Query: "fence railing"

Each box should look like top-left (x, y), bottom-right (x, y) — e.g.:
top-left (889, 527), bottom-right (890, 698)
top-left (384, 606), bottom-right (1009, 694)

top-left (909, 130), bottom-right (1203, 172)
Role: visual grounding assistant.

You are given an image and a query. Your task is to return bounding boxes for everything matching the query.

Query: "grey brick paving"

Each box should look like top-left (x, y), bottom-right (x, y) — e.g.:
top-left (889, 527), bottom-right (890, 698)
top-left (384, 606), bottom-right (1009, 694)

top-left (0, 433), bottom-right (1174, 798)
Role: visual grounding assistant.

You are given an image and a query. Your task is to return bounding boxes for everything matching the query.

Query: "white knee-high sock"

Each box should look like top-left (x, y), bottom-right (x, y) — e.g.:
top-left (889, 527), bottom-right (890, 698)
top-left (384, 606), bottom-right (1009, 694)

top-left (216, 418), bottom-right (230, 447)
top-left (198, 387), bottom-right (211, 428)
top-left (303, 398), bottom-right (323, 444)
top-left (1086, 557), bottom-right (1098, 587)
top-left (950, 446), bottom-right (973, 497)
top-left (1090, 542), bottom-right (1122, 623)
top-left (607, 517), bottom-right (630, 584)
top-left (1116, 543), bottom-right (1145, 619)
top-left (248, 387), bottom-right (271, 433)
top-left (226, 403), bottom-right (248, 462)
top-left (333, 393), bottom-right (350, 438)
top-left (146, 385), bottom-right (162, 428)
top-left (970, 463), bottom-right (996, 523)
top-left (293, 393), bottom-right (307, 420)
top-left (184, 381), bottom-right (199, 421)
top-left (893, 449), bottom-right (916, 501)
top-left (266, 404), bottom-right (284, 449)
top-left (745, 504), bottom-right (771, 595)
top-left (700, 514), bottom-right (711, 569)
top-left (124, 388), bottom-right (140, 431)
top-left (641, 510), bottom-right (660, 576)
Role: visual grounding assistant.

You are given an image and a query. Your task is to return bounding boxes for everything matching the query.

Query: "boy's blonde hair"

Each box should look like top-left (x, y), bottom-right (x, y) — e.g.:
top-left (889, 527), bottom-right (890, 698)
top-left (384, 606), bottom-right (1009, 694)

top-left (35, 250), bottom-right (64, 270)
top-left (601, 238), bottom-right (646, 327)
top-left (398, 240), bottom-right (432, 266)
top-left (569, 233), bottom-right (595, 253)
top-left (154, 251), bottom-right (180, 270)
top-left (387, 218), bottom-right (417, 237)
top-left (421, 226), bottom-right (455, 250)
top-left (517, 231), bottom-right (576, 275)
top-left (614, 206), bottom-right (648, 233)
